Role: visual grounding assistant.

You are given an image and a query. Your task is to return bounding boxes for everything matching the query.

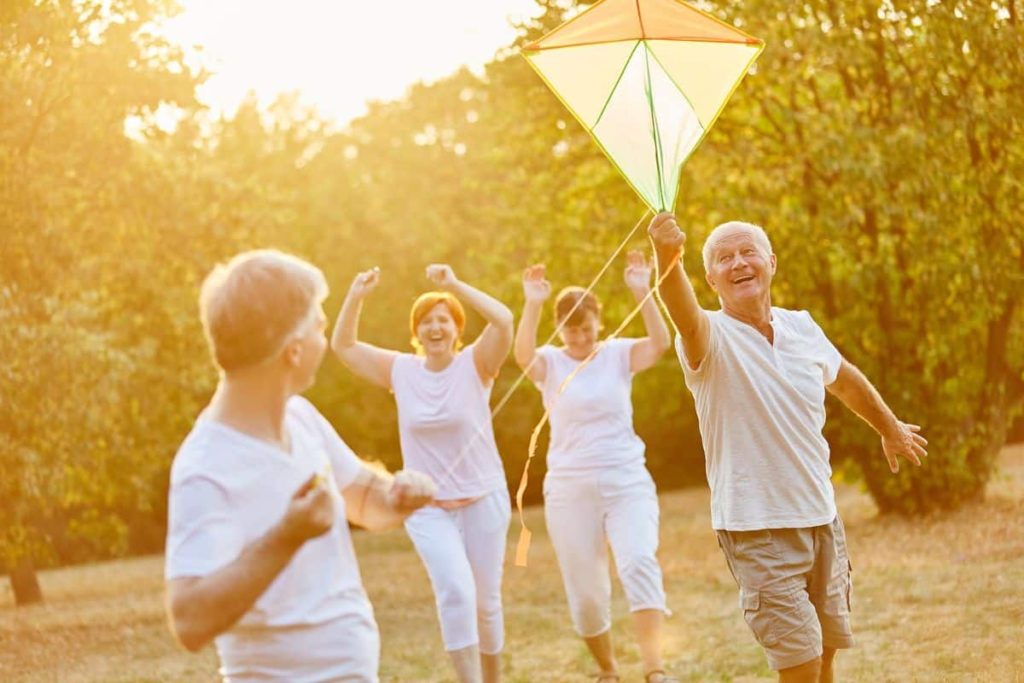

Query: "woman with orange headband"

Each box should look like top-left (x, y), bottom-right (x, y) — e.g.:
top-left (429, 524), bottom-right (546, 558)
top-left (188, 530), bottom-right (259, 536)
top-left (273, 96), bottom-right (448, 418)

top-left (332, 264), bottom-right (513, 683)
top-left (514, 250), bottom-right (675, 683)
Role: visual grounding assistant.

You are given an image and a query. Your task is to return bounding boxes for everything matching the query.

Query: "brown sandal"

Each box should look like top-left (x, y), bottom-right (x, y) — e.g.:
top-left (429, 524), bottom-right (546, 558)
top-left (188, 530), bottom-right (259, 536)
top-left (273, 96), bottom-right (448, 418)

top-left (594, 674), bottom-right (620, 683)
top-left (645, 671), bottom-right (680, 683)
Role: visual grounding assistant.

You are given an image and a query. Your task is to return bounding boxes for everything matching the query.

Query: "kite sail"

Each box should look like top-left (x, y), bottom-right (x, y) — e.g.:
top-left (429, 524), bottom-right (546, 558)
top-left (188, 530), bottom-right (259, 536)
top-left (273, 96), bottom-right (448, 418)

top-left (522, 0), bottom-right (764, 212)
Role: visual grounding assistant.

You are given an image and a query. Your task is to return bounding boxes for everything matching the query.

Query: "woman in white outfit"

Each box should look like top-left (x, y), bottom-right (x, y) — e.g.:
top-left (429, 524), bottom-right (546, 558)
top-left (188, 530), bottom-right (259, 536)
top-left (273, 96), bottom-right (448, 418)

top-left (332, 264), bottom-right (513, 683)
top-left (514, 250), bottom-right (675, 683)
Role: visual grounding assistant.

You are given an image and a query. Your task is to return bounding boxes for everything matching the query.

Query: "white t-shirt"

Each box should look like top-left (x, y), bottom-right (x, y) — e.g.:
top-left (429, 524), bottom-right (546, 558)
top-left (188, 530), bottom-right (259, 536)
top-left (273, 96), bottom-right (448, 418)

top-left (678, 308), bottom-right (843, 531)
top-left (165, 396), bottom-right (379, 683)
top-left (533, 338), bottom-right (646, 473)
top-left (391, 345), bottom-right (506, 500)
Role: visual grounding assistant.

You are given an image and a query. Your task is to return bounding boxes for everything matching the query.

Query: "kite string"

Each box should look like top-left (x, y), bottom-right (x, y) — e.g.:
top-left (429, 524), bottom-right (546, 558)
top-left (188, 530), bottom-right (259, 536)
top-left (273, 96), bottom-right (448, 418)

top-left (426, 210), bottom-right (651, 494)
top-left (513, 243), bottom-right (681, 567)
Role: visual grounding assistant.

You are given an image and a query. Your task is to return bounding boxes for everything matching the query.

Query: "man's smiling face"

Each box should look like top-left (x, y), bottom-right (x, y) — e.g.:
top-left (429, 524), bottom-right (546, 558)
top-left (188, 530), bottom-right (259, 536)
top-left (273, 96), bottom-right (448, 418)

top-left (705, 225), bottom-right (776, 309)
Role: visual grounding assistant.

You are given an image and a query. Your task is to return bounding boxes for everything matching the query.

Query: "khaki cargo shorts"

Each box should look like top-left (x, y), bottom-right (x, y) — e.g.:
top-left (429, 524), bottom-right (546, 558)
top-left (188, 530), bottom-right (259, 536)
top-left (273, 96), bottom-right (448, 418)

top-left (716, 516), bottom-right (854, 671)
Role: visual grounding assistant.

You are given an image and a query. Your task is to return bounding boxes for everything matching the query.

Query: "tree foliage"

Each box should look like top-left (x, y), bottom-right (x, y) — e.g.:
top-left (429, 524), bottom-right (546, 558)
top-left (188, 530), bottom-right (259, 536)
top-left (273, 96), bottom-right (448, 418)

top-left (694, 0), bottom-right (1024, 512)
top-left (2, 0), bottom-right (1021, 600)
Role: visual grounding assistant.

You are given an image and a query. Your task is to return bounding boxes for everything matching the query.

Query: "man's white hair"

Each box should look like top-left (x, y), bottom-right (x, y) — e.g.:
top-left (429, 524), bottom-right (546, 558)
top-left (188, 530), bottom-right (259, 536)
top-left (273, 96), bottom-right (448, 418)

top-left (701, 221), bottom-right (773, 273)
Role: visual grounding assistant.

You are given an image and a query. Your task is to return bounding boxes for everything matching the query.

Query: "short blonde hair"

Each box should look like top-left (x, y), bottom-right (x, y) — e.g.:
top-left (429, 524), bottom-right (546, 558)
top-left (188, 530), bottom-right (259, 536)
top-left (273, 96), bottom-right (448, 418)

top-left (199, 250), bottom-right (328, 372)
top-left (702, 221), bottom-right (773, 273)
top-left (409, 292), bottom-right (466, 353)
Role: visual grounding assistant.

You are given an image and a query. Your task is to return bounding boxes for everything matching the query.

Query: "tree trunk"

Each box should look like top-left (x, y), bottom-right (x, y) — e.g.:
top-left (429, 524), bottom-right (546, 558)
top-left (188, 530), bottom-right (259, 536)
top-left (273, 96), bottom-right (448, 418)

top-left (10, 557), bottom-right (43, 606)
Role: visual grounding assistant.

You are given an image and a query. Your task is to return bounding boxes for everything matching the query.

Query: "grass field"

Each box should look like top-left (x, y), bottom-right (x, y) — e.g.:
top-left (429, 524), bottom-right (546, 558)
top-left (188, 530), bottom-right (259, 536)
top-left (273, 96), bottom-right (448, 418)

top-left (3, 445), bottom-right (1024, 682)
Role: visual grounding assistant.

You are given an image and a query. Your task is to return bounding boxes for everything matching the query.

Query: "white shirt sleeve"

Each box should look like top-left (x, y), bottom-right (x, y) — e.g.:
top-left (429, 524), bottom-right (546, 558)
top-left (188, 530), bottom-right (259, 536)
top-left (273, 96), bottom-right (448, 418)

top-left (802, 310), bottom-right (843, 384)
top-left (389, 352), bottom-right (412, 394)
top-left (607, 337), bottom-right (638, 380)
top-left (535, 345), bottom-right (559, 395)
top-left (677, 313), bottom-right (720, 379)
top-left (165, 474), bottom-right (243, 580)
top-left (311, 410), bottom-right (364, 491)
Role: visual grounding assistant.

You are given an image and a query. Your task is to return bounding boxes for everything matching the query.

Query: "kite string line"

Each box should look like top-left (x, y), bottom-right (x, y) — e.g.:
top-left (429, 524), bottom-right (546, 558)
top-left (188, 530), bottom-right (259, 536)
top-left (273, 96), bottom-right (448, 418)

top-left (427, 209), bottom-right (651, 493)
top-left (513, 244), bottom-right (681, 566)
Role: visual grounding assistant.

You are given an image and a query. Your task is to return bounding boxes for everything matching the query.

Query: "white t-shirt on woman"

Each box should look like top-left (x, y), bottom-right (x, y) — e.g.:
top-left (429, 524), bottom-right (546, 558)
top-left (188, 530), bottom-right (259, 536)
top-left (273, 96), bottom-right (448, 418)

top-left (390, 344), bottom-right (506, 500)
top-left (533, 338), bottom-right (646, 474)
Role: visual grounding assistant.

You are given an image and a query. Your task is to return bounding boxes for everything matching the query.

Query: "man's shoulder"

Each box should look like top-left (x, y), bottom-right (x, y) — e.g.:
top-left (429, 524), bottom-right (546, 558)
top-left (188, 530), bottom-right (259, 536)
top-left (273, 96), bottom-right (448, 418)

top-left (702, 308), bottom-right (728, 330)
top-left (772, 307), bottom-right (823, 336)
top-left (170, 416), bottom-right (271, 484)
top-left (285, 395), bottom-right (330, 436)
top-left (771, 306), bottom-right (810, 321)
top-left (285, 394), bottom-right (319, 417)
top-left (170, 420), bottom-right (228, 484)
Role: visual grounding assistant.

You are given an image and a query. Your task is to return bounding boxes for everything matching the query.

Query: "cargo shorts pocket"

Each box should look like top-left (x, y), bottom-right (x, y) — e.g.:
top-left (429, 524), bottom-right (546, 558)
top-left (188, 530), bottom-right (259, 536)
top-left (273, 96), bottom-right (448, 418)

top-left (843, 564), bottom-right (853, 613)
top-left (740, 588), bottom-right (780, 648)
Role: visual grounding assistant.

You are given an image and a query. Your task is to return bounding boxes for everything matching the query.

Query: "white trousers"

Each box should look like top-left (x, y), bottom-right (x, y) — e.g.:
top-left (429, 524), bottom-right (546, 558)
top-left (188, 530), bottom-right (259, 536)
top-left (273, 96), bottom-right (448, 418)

top-left (404, 487), bottom-right (511, 654)
top-left (543, 464), bottom-right (668, 638)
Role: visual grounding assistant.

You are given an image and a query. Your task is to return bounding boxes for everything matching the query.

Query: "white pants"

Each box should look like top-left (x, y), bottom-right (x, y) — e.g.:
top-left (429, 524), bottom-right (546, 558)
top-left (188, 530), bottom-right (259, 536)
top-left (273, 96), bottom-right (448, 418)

top-left (543, 464), bottom-right (668, 638)
top-left (404, 487), bottom-right (511, 654)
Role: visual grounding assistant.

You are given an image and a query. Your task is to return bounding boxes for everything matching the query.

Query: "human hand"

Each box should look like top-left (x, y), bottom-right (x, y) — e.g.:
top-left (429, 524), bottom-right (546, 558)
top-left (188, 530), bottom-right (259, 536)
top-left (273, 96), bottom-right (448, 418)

top-left (387, 470), bottom-right (436, 512)
top-left (522, 264), bottom-right (552, 304)
top-left (647, 212), bottom-right (685, 261)
top-left (624, 249), bottom-right (653, 294)
top-left (277, 475), bottom-right (335, 546)
top-left (348, 267), bottom-right (380, 299)
top-left (425, 264), bottom-right (459, 291)
top-left (881, 422), bottom-right (928, 474)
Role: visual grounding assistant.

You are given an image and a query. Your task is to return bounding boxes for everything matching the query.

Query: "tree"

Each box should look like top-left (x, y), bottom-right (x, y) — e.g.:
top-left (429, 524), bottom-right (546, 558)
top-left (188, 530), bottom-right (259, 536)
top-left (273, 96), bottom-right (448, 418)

top-left (0, 0), bottom-right (197, 603)
top-left (684, 0), bottom-right (1024, 511)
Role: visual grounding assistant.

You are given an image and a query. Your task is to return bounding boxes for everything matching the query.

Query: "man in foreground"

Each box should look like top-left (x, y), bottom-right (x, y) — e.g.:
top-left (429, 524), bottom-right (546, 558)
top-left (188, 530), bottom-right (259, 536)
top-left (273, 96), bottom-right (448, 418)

top-left (648, 214), bottom-right (927, 682)
top-left (164, 250), bottom-right (435, 682)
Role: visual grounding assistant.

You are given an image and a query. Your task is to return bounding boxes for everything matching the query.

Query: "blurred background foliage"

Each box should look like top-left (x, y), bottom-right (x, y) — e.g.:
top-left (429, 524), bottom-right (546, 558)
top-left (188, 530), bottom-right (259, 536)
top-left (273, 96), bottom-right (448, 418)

top-left (1, 0), bottom-right (1021, 599)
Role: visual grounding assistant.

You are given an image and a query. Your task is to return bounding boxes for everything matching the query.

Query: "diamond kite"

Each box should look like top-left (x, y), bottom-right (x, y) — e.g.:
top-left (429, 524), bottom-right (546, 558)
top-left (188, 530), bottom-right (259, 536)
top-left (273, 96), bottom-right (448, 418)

top-left (522, 0), bottom-right (764, 211)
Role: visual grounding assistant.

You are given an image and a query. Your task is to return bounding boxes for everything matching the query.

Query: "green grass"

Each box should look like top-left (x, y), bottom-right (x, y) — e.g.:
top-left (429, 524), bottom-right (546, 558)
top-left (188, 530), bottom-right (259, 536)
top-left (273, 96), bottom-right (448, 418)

top-left (3, 445), bottom-right (1024, 682)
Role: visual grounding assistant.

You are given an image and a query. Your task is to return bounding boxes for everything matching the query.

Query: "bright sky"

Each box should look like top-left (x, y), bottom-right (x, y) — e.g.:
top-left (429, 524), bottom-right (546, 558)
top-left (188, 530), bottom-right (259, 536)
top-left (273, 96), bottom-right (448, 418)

top-left (162, 0), bottom-right (544, 125)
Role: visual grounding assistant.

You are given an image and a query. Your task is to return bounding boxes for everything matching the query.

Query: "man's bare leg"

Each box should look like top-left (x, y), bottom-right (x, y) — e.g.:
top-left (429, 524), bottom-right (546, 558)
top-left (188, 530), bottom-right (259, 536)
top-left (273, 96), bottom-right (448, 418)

top-left (779, 656), bottom-right (821, 683)
top-left (819, 647), bottom-right (837, 683)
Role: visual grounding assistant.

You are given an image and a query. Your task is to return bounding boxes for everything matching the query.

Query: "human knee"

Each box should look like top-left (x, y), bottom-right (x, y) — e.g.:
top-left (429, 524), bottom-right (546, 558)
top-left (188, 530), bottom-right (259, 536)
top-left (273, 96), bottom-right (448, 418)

top-left (779, 656), bottom-right (821, 683)
top-left (476, 590), bottom-right (502, 619)
top-left (618, 554), bottom-right (665, 608)
top-left (477, 612), bottom-right (504, 656)
top-left (571, 595), bottom-right (610, 637)
top-left (436, 579), bottom-right (476, 617)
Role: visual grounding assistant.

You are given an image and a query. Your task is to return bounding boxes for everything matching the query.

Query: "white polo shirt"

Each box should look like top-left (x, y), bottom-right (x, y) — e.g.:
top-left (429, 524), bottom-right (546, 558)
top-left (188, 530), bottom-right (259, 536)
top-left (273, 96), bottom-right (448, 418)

top-left (678, 308), bottom-right (843, 531)
top-left (165, 396), bottom-right (379, 682)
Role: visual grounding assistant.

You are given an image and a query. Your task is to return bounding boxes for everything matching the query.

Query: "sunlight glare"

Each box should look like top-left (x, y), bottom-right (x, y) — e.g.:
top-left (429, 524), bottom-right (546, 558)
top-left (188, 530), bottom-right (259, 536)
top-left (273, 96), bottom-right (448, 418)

top-left (162, 0), bottom-right (542, 125)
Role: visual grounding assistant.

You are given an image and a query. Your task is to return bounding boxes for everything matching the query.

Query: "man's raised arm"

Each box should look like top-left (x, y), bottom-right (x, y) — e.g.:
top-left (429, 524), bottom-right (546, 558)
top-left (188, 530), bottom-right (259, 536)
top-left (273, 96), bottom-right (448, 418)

top-left (648, 212), bottom-right (710, 370)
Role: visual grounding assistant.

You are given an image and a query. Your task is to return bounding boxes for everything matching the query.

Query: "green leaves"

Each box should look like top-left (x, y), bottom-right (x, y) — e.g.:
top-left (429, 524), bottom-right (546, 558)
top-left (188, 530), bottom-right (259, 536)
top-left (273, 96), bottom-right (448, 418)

top-left (3, 0), bottom-right (1022, 585)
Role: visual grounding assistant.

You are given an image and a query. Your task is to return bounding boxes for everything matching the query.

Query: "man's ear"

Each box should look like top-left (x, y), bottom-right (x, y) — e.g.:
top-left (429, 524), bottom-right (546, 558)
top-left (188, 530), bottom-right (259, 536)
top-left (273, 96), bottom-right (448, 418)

top-left (705, 271), bottom-right (717, 292)
top-left (769, 253), bottom-right (777, 274)
top-left (283, 339), bottom-right (303, 368)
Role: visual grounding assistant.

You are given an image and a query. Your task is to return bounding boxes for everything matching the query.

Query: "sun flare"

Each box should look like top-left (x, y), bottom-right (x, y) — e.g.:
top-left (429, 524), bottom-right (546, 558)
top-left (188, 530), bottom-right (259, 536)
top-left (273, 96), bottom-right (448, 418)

top-left (162, 0), bottom-right (542, 124)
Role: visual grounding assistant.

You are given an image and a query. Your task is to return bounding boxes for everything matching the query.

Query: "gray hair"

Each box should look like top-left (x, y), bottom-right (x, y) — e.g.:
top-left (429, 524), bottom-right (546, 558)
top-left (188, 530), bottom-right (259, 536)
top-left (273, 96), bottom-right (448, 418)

top-left (702, 221), bottom-right (773, 273)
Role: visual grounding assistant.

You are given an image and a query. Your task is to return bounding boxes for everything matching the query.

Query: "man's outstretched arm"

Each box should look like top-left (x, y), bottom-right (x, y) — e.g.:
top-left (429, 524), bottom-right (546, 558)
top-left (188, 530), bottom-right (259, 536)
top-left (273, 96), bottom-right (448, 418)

top-left (827, 359), bottom-right (928, 473)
